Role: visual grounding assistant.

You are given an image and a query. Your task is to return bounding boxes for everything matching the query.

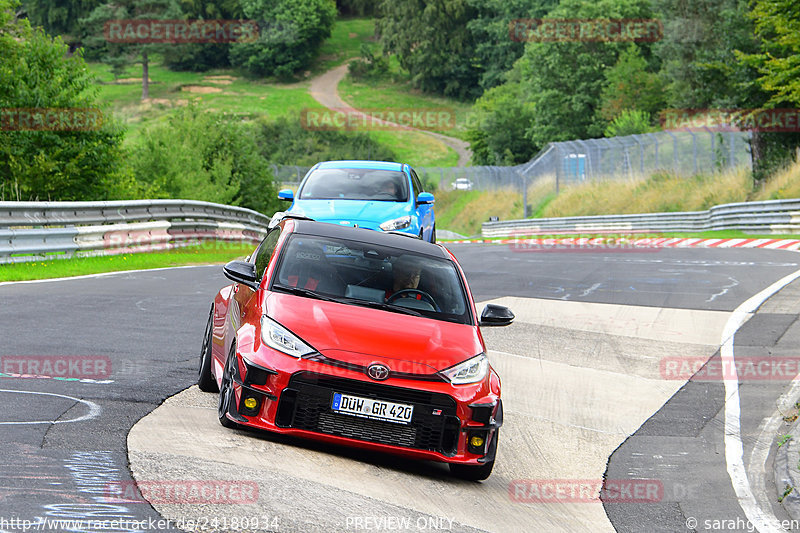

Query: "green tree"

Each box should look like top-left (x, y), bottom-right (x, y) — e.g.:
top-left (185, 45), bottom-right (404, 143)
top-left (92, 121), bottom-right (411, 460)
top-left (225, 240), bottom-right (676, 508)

top-left (604, 109), bottom-right (657, 137)
top-left (654, 0), bottom-right (798, 180)
top-left (21, 0), bottom-right (102, 47)
top-left (465, 70), bottom-right (537, 165)
top-left (519, 0), bottom-right (657, 147)
top-left (162, 0), bottom-right (243, 71)
top-left (736, 0), bottom-right (800, 180)
top-left (337, 0), bottom-right (378, 16)
top-left (598, 44), bottom-right (665, 123)
top-left (253, 115), bottom-right (396, 166)
top-left (0, 0), bottom-right (129, 201)
top-left (377, 0), bottom-right (558, 99)
top-left (654, 0), bottom-right (762, 109)
top-left (465, 0), bottom-right (557, 92)
top-left (230, 0), bottom-right (336, 79)
top-left (128, 106), bottom-right (280, 214)
top-left (742, 0), bottom-right (800, 107)
top-left (379, 0), bottom-right (479, 99)
top-left (81, 0), bottom-right (182, 99)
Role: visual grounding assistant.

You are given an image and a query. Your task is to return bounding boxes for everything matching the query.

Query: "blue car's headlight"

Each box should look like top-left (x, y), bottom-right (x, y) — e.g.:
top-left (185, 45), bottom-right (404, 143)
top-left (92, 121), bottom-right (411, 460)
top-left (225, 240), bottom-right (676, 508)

top-left (380, 216), bottom-right (412, 231)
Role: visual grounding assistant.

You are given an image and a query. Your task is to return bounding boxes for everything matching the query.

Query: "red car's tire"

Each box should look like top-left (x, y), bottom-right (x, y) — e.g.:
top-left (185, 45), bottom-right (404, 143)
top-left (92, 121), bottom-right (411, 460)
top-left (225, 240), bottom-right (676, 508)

top-left (217, 347), bottom-right (243, 429)
top-left (198, 306), bottom-right (219, 393)
top-left (448, 431), bottom-right (498, 481)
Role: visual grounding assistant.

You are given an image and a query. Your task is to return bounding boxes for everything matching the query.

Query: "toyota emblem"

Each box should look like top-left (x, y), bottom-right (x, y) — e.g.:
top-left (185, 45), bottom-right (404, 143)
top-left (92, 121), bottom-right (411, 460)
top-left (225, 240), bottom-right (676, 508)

top-left (367, 363), bottom-right (390, 381)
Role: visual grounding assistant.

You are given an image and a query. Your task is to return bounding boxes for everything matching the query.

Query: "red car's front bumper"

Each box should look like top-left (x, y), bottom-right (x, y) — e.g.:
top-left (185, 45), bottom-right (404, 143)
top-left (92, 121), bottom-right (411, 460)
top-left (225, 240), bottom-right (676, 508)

top-left (219, 348), bottom-right (502, 466)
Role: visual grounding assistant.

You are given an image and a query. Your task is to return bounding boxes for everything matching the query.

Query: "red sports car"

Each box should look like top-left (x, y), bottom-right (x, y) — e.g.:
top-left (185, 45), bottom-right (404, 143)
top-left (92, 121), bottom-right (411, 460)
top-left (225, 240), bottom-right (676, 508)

top-left (198, 217), bottom-right (514, 480)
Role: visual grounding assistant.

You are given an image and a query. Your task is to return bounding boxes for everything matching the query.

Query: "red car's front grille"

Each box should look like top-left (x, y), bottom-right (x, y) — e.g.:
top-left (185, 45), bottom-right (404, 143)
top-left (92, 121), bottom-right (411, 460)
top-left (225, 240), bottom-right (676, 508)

top-left (276, 372), bottom-right (460, 455)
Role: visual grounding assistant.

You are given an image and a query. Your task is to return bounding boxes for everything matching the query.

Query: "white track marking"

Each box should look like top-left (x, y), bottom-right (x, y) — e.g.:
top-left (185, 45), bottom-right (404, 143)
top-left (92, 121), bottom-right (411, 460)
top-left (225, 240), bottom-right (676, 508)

top-left (721, 268), bottom-right (800, 532)
top-left (749, 379), bottom-right (800, 533)
top-left (0, 389), bottom-right (101, 425)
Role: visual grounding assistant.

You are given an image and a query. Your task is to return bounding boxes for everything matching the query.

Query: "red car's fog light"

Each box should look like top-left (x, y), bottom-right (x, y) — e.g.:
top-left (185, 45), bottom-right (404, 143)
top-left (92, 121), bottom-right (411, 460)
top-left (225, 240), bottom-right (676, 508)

top-left (467, 430), bottom-right (488, 454)
top-left (239, 391), bottom-right (265, 417)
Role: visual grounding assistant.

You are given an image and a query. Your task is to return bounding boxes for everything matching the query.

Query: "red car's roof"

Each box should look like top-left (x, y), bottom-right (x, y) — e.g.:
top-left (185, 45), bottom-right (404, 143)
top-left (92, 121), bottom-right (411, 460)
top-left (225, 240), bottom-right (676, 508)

top-left (288, 219), bottom-right (448, 259)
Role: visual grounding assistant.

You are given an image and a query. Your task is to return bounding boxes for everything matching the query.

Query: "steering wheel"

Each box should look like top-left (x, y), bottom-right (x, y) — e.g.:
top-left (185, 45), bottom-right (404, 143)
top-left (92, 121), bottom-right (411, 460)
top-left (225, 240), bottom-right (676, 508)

top-left (386, 289), bottom-right (438, 309)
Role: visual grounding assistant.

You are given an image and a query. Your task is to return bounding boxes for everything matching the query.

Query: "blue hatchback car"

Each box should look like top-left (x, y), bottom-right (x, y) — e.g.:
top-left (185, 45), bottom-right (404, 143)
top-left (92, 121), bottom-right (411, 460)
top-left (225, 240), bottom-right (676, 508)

top-left (276, 161), bottom-right (436, 242)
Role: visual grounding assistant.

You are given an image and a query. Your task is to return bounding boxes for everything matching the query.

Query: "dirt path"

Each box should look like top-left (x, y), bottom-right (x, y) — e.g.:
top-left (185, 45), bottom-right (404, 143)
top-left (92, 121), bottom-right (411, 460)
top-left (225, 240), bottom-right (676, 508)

top-left (308, 62), bottom-right (472, 167)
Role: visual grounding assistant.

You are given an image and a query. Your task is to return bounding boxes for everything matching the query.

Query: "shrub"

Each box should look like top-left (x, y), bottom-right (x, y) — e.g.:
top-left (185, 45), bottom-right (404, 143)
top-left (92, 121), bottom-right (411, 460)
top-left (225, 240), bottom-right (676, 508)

top-left (127, 105), bottom-right (280, 215)
top-left (230, 0), bottom-right (337, 79)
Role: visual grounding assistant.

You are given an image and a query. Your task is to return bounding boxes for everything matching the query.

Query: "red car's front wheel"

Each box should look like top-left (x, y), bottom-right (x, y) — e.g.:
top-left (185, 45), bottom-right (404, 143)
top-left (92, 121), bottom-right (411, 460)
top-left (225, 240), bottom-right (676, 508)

top-left (217, 348), bottom-right (242, 429)
top-left (198, 306), bottom-right (218, 393)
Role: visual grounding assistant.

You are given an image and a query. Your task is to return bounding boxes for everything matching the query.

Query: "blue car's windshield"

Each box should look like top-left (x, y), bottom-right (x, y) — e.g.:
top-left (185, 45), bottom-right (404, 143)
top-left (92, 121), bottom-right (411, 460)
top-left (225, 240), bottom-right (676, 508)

top-left (298, 168), bottom-right (409, 202)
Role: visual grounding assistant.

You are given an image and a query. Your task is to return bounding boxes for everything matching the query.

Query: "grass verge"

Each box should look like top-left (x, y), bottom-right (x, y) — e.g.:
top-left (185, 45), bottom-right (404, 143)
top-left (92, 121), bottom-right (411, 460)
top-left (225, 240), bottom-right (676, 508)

top-left (312, 18), bottom-right (377, 73)
top-left (368, 130), bottom-right (458, 168)
top-left (434, 188), bottom-right (523, 237)
top-left (338, 75), bottom-right (474, 141)
top-left (0, 241), bottom-right (254, 282)
top-left (436, 161), bottom-right (800, 236)
top-left (443, 230), bottom-right (800, 242)
top-left (539, 167), bottom-right (753, 218)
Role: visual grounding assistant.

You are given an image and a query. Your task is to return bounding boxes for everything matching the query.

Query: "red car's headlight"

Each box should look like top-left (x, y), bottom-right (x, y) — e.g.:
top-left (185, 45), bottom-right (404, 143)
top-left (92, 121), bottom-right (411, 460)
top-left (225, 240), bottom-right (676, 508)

top-left (261, 316), bottom-right (316, 358)
top-left (440, 353), bottom-right (489, 385)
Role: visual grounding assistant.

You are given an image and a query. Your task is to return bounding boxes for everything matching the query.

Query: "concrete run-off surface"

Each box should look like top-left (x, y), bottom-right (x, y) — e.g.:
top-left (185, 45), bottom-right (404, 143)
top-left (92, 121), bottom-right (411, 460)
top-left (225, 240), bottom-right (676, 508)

top-left (128, 298), bottom-right (730, 532)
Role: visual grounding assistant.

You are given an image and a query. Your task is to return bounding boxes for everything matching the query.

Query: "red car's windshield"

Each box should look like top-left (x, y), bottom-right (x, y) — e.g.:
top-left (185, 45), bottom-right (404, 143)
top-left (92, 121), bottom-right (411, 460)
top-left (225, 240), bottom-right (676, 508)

top-left (271, 234), bottom-right (471, 324)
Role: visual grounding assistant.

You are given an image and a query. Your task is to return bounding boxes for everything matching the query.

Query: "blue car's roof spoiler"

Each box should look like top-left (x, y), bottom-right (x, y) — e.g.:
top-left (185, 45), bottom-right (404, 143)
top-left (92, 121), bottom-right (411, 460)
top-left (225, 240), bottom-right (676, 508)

top-left (268, 212), bottom-right (315, 229)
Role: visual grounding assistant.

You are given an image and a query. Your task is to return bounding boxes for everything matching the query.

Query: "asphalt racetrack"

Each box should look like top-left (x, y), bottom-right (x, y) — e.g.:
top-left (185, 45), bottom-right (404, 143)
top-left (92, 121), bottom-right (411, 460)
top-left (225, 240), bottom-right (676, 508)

top-left (2, 244), bottom-right (800, 532)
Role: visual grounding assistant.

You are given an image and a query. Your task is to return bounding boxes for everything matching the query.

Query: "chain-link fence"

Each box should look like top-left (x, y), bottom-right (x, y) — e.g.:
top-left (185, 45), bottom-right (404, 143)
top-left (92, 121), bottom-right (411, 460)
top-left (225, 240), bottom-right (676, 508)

top-left (272, 130), bottom-right (753, 198)
top-left (518, 130), bottom-right (752, 193)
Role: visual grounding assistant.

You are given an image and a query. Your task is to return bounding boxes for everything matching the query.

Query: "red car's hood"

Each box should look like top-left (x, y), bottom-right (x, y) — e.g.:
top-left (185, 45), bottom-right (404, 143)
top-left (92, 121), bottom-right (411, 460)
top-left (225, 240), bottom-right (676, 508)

top-left (265, 292), bottom-right (483, 374)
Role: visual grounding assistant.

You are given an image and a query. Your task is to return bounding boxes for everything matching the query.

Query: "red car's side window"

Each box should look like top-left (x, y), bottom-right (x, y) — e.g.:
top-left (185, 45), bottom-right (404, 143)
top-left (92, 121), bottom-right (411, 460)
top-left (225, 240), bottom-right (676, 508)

top-left (254, 229), bottom-right (281, 280)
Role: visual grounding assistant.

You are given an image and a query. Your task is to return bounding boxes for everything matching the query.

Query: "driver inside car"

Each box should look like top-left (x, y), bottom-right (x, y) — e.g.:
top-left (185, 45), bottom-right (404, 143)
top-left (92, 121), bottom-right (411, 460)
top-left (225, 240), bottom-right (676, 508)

top-left (378, 179), bottom-right (400, 199)
top-left (386, 255), bottom-right (439, 311)
top-left (389, 255), bottom-right (421, 294)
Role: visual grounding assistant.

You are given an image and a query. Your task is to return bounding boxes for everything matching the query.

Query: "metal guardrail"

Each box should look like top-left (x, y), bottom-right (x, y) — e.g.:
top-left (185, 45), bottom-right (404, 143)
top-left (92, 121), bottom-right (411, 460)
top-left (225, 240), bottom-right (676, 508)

top-left (0, 200), bottom-right (272, 264)
top-left (482, 199), bottom-right (800, 237)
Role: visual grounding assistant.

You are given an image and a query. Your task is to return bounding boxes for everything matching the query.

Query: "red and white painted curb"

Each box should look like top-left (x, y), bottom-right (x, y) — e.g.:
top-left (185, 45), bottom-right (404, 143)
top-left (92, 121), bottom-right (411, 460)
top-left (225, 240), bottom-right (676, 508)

top-left (446, 237), bottom-right (800, 251)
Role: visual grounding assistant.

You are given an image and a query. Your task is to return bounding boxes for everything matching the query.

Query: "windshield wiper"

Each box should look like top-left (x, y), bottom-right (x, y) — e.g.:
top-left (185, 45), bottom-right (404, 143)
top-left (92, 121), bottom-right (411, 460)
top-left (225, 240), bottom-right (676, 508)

top-left (273, 285), bottom-right (423, 316)
top-left (272, 284), bottom-right (344, 303)
top-left (344, 299), bottom-right (423, 317)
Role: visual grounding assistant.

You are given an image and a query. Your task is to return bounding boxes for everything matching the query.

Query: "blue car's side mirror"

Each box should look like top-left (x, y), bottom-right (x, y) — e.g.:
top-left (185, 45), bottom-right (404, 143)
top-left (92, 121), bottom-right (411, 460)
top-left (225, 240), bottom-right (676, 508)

top-left (278, 189), bottom-right (294, 201)
top-left (417, 192), bottom-right (435, 205)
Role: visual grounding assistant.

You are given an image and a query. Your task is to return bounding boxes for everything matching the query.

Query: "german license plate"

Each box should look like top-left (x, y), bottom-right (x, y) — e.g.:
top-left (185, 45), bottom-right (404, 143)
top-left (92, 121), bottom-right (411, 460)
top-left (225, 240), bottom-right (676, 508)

top-left (331, 392), bottom-right (413, 424)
